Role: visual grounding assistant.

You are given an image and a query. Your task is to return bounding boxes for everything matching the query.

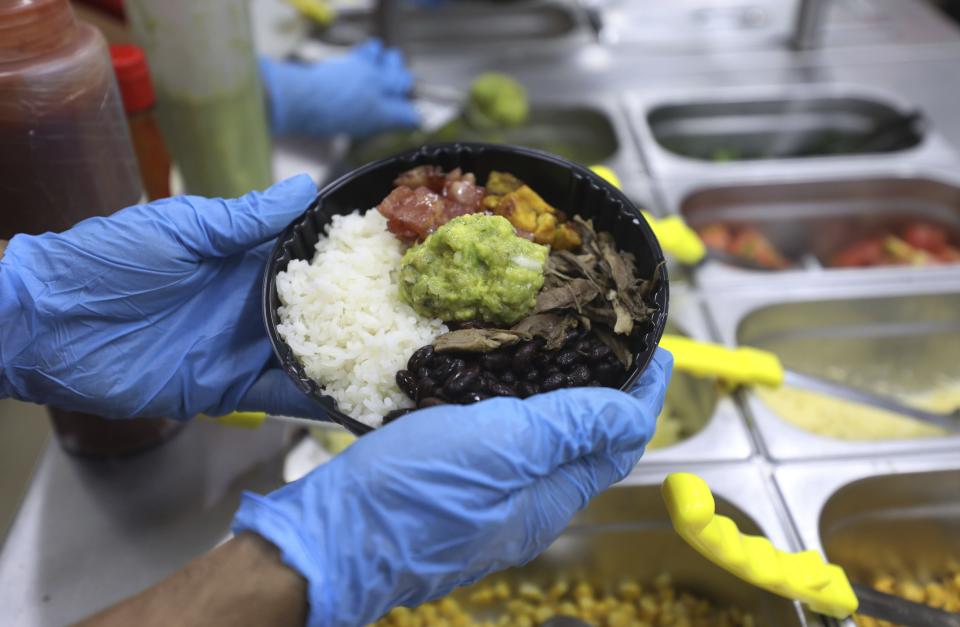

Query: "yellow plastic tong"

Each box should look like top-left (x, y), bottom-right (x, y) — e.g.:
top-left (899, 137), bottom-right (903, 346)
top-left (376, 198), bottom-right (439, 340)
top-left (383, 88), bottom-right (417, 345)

top-left (662, 473), bottom-right (960, 626)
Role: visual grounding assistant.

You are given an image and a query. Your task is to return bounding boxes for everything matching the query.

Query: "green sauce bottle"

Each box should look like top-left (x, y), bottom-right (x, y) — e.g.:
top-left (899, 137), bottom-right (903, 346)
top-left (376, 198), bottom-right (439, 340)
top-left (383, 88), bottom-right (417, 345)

top-left (125, 0), bottom-right (273, 198)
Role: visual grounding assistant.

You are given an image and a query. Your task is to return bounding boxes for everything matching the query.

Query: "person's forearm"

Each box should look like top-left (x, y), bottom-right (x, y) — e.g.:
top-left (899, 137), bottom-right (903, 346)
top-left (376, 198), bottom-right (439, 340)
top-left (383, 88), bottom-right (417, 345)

top-left (75, 533), bottom-right (308, 627)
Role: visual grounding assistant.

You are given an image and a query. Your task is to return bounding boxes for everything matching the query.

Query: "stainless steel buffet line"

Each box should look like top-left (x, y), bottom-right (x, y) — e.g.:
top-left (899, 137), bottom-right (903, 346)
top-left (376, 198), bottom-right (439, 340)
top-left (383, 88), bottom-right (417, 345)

top-left (4, 1), bottom-right (960, 625)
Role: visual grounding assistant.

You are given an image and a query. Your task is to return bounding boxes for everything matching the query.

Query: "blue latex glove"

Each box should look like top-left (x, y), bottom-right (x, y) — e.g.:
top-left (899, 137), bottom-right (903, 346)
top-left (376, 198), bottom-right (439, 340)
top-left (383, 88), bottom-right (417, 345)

top-left (0, 175), bottom-right (327, 421)
top-left (233, 348), bottom-right (673, 627)
top-left (260, 39), bottom-right (419, 139)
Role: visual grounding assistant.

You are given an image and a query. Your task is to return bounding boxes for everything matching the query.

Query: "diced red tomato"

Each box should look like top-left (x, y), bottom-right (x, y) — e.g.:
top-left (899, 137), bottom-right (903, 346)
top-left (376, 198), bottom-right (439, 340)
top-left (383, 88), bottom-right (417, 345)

top-left (729, 228), bottom-right (790, 269)
top-left (830, 237), bottom-right (887, 267)
top-left (698, 224), bottom-right (733, 251)
top-left (378, 167), bottom-right (487, 242)
top-left (936, 245), bottom-right (960, 263)
top-left (902, 222), bottom-right (949, 255)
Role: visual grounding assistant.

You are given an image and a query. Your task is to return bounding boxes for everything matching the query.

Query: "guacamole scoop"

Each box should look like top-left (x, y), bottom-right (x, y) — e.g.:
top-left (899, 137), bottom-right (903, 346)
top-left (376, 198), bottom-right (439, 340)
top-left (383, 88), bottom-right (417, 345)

top-left (399, 214), bottom-right (548, 325)
top-left (464, 72), bottom-right (529, 130)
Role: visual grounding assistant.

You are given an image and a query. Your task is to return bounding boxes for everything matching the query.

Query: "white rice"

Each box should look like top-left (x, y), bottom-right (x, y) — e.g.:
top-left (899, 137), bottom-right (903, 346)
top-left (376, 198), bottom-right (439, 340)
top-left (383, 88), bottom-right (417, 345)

top-left (275, 210), bottom-right (447, 427)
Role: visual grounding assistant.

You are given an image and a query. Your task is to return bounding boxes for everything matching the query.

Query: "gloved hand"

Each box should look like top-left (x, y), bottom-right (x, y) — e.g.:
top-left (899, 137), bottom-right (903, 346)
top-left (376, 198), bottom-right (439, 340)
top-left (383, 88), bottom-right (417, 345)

top-left (0, 175), bottom-right (327, 421)
top-left (260, 39), bottom-right (419, 139)
top-left (233, 348), bottom-right (673, 627)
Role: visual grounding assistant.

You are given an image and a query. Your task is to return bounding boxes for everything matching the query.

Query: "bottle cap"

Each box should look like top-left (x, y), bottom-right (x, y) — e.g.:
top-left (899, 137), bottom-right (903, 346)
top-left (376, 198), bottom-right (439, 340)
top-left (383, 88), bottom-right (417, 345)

top-left (110, 43), bottom-right (155, 113)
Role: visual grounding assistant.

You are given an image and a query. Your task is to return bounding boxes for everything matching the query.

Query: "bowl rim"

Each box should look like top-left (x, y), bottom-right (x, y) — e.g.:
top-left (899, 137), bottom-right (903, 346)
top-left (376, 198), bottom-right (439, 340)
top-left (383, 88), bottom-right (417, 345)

top-left (262, 142), bottom-right (669, 435)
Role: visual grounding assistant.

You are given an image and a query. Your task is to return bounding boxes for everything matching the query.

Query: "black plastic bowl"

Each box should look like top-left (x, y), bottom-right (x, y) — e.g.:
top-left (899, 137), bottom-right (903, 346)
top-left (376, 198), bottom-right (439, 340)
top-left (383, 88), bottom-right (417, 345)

top-left (264, 143), bottom-right (669, 435)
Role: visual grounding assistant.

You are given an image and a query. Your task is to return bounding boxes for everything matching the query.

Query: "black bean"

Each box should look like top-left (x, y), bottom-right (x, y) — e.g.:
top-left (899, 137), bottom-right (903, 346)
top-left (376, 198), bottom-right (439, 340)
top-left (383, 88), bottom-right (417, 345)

top-left (517, 381), bottom-right (540, 398)
top-left (416, 365), bottom-right (431, 380)
top-left (555, 350), bottom-right (579, 371)
top-left (383, 408), bottom-right (413, 424)
top-left (512, 343), bottom-right (538, 372)
top-left (430, 356), bottom-right (457, 382)
top-left (488, 382), bottom-right (516, 397)
top-left (479, 372), bottom-right (499, 392)
top-left (418, 396), bottom-right (447, 409)
top-left (562, 328), bottom-right (581, 348)
top-left (541, 372), bottom-right (567, 392)
top-left (416, 376), bottom-right (438, 400)
top-left (396, 370), bottom-right (418, 399)
top-left (524, 368), bottom-right (541, 382)
top-left (407, 345), bottom-right (435, 373)
top-left (500, 370), bottom-right (517, 385)
top-left (545, 365), bottom-right (562, 376)
top-left (445, 365), bottom-right (480, 396)
top-left (480, 351), bottom-right (511, 372)
top-left (460, 391), bottom-right (489, 404)
top-left (587, 380), bottom-right (603, 387)
top-left (567, 364), bottom-right (592, 387)
top-left (585, 344), bottom-right (611, 363)
top-left (465, 365), bottom-right (482, 389)
top-left (595, 363), bottom-right (623, 385)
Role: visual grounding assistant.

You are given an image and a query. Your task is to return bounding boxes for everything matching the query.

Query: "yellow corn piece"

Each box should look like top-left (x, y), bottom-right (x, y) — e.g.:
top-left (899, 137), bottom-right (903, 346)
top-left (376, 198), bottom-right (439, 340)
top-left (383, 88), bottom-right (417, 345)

top-left (661, 473), bottom-right (859, 619)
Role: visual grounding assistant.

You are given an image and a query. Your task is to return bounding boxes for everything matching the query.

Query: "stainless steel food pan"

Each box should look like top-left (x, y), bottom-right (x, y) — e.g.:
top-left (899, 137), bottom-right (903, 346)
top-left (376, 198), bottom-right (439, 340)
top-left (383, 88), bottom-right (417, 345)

top-left (627, 85), bottom-right (958, 184)
top-left (449, 464), bottom-right (814, 626)
top-left (776, 455), bottom-right (960, 627)
top-left (675, 174), bottom-right (960, 288)
top-left (345, 97), bottom-right (644, 182)
top-left (313, 0), bottom-right (594, 53)
top-left (703, 280), bottom-right (960, 460)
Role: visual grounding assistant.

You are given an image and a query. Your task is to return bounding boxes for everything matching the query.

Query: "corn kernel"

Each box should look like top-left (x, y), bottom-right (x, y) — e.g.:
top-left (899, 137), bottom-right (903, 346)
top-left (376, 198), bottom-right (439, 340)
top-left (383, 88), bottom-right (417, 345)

top-left (574, 581), bottom-right (595, 601)
top-left (519, 582), bottom-right (545, 603)
top-left (618, 581), bottom-right (642, 601)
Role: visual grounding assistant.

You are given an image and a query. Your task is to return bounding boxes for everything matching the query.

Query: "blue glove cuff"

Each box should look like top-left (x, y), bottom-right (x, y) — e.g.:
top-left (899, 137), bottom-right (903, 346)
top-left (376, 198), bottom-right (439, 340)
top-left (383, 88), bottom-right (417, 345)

top-left (232, 492), bottom-right (332, 627)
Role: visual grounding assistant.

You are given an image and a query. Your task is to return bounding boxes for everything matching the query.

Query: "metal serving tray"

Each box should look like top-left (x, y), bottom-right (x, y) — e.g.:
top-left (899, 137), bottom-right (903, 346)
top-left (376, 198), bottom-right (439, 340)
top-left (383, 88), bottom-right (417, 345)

top-left (595, 0), bottom-right (960, 53)
top-left (592, 0), bottom-right (795, 51)
top-left (627, 85), bottom-right (958, 185)
top-left (447, 464), bottom-right (814, 626)
top-left (343, 95), bottom-right (645, 183)
top-left (673, 173), bottom-right (960, 288)
top-left (651, 97), bottom-right (923, 161)
top-left (639, 287), bottom-right (755, 465)
top-left (313, 0), bottom-right (595, 53)
top-left (776, 454), bottom-right (960, 627)
top-left (703, 280), bottom-right (960, 461)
